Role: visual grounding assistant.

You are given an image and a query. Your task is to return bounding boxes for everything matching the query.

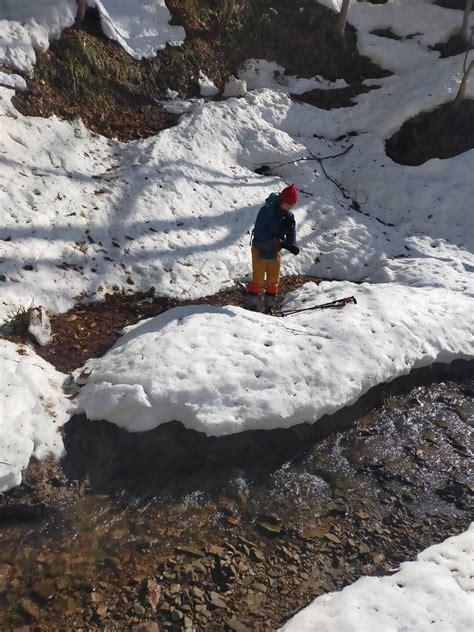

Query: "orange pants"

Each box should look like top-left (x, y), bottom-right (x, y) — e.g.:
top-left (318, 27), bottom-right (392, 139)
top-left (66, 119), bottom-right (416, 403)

top-left (248, 246), bottom-right (281, 295)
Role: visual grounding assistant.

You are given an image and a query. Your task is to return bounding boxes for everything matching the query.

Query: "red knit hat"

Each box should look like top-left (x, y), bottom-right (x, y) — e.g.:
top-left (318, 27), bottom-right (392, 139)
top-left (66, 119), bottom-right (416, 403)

top-left (279, 184), bottom-right (298, 205)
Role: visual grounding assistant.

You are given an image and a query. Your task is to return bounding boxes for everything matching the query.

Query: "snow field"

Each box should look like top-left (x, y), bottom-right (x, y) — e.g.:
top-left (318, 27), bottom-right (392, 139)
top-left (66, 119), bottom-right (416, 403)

top-left (1, 60), bottom-right (473, 325)
top-left (94, 1), bottom-right (185, 59)
top-left (280, 524), bottom-right (474, 632)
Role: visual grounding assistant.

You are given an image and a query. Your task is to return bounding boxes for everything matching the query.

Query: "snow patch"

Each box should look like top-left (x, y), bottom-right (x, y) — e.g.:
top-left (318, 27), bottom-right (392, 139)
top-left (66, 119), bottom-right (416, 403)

top-left (238, 58), bottom-right (348, 94)
top-left (0, 340), bottom-right (69, 491)
top-left (280, 524), bottom-right (474, 632)
top-left (95, 0), bottom-right (185, 59)
top-left (0, 0), bottom-right (76, 73)
top-left (74, 281), bottom-right (473, 436)
top-left (198, 71), bottom-right (219, 97)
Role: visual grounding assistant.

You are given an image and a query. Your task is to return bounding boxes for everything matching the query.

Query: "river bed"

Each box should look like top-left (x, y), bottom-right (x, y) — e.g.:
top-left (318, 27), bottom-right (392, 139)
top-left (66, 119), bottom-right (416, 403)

top-left (0, 372), bottom-right (472, 631)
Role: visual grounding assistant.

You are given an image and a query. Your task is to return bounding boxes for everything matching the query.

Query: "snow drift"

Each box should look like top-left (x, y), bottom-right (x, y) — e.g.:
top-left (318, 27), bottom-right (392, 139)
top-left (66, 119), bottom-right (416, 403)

top-left (74, 281), bottom-right (474, 436)
top-left (280, 524), bottom-right (474, 632)
top-left (0, 340), bottom-right (68, 491)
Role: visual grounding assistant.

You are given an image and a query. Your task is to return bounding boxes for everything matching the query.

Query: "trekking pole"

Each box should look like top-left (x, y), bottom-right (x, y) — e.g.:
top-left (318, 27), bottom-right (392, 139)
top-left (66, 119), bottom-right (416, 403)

top-left (275, 295), bottom-right (357, 317)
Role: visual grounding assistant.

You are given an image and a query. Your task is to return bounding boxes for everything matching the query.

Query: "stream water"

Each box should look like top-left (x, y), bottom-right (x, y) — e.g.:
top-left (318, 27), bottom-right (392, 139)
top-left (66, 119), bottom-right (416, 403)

top-left (0, 372), bottom-right (472, 631)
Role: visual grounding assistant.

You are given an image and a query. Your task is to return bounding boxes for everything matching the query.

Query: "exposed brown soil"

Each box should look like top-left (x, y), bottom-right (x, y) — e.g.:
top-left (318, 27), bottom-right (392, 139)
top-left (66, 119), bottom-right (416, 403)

top-left (386, 99), bottom-right (474, 165)
top-left (434, 32), bottom-right (472, 58)
top-left (13, 1), bottom-right (389, 142)
top-left (291, 83), bottom-right (378, 110)
top-left (371, 28), bottom-right (403, 41)
top-left (434, 0), bottom-right (473, 9)
top-left (32, 275), bottom-right (318, 374)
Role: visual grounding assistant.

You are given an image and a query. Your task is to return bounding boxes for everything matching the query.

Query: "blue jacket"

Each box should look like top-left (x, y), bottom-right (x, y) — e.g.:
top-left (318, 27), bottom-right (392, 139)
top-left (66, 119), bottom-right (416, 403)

top-left (252, 193), bottom-right (296, 247)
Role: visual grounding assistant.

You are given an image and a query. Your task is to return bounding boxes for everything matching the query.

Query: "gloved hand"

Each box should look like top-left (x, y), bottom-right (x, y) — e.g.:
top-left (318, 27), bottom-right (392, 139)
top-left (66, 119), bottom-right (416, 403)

top-left (283, 243), bottom-right (300, 255)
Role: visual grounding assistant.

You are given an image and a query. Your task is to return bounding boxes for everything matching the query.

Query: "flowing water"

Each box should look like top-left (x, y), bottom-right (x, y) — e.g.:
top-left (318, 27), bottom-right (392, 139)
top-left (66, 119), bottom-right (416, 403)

top-left (0, 373), bottom-right (472, 630)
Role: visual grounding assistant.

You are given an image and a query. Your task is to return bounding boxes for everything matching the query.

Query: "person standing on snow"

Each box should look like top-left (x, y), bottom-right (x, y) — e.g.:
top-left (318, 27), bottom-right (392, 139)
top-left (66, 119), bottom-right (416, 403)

top-left (246, 184), bottom-right (300, 313)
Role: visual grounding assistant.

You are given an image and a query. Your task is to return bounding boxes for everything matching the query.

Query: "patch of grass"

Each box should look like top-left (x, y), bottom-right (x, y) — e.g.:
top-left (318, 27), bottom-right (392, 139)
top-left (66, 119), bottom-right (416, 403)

top-left (1, 304), bottom-right (34, 336)
top-left (35, 32), bottom-right (142, 96)
top-left (13, 0), bottom-right (390, 140)
top-left (168, 0), bottom-right (219, 31)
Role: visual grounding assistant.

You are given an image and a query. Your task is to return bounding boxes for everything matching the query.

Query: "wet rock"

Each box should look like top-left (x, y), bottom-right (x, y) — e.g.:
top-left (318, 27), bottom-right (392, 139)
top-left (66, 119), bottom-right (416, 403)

top-left (192, 586), bottom-right (205, 600)
top-left (134, 603), bottom-right (146, 615)
top-left (132, 623), bottom-right (160, 632)
top-left (257, 515), bottom-right (283, 535)
top-left (18, 598), bottom-right (41, 621)
top-left (96, 604), bottom-right (108, 618)
top-left (252, 582), bottom-right (267, 593)
top-left (209, 591), bottom-right (227, 609)
top-left (32, 579), bottom-right (56, 602)
top-left (250, 548), bottom-right (265, 563)
top-left (302, 526), bottom-right (326, 539)
top-left (355, 511), bottom-right (370, 520)
top-left (245, 592), bottom-right (265, 614)
top-left (226, 616), bottom-right (252, 632)
top-left (176, 545), bottom-right (203, 557)
top-left (208, 544), bottom-right (225, 556)
top-left (324, 533), bottom-right (341, 545)
top-left (184, 615), bottom-right (193, 628)
top-left (171, 608), bottom-right (183, 621)
top-left (0, 563), bottom-right (12, 594)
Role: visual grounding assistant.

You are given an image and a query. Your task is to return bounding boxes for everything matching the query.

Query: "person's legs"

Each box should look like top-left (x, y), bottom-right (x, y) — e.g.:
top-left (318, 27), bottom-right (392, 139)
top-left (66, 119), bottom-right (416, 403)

top-left (264, 252), bottom-right (281, 314)
top-left (246, 246), bottom-right (267, 310)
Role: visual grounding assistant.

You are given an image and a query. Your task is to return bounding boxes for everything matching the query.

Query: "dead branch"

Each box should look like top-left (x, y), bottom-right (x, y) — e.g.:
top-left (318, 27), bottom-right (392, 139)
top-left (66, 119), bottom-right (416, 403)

top-left (453, 59), bottom-right (474, 105)
top-left (76, 0), bottom-right (87, 26)
top-left (0, 81), bottom-right (29, 93)
top-left (336, 0), bottom-right (351, 36)
top-left (461, 0), bottom-right (473, 43)
top-left (219, 0), bottom-right (236, 33)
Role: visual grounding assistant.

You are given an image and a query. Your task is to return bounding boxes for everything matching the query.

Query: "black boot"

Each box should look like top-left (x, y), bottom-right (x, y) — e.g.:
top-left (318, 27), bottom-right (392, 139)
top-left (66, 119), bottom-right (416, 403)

top-left (245, 292), bottom-right (259, 311)
top-left (264, 293), bottom-right (276, 314)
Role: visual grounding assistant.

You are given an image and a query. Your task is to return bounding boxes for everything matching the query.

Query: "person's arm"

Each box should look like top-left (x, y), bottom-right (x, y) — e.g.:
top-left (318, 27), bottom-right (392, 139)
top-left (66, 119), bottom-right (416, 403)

top-left (282, 213), bottom-right (299, 254)
top-left (283, 213), bottom-right (296, 246)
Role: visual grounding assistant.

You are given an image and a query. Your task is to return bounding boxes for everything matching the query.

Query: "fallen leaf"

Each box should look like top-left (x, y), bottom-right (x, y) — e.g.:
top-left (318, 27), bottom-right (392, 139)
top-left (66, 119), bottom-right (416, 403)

top-left (146, 580), bottom-right (161, 611)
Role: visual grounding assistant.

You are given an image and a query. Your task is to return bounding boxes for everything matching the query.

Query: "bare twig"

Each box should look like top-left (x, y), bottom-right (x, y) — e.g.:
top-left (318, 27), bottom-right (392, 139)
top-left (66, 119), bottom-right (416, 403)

top-left (454, 34), bottom-right (474, 106)
top-left (336, 0), bottom-right (351, 36)
top-left (219, 0), bottom-right (236, 33)
top-left (307, 149), bottom-right (353, 199)
top-left (0, 81), bottom-right (28, 93)
top-left (76, 0), bottom-right (87, 26)
top-left (461, 0), bottom-right (473, 43)
top-left (245, 144), bottom-right (353, 171)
